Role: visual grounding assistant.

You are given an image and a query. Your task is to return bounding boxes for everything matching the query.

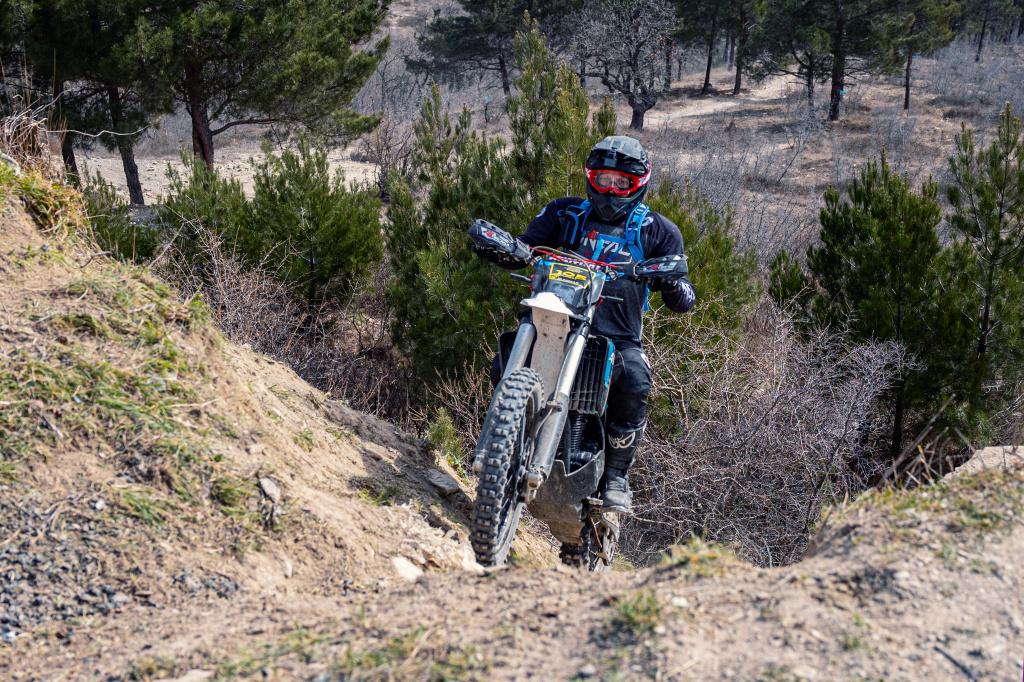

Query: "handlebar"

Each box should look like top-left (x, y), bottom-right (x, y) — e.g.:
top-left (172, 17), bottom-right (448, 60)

top-left (468, 219), bottom-right (688, 284)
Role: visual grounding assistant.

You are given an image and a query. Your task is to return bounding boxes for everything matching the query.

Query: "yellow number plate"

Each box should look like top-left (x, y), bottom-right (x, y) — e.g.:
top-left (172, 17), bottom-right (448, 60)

top-left (548, 263), bottom-right (591, 287)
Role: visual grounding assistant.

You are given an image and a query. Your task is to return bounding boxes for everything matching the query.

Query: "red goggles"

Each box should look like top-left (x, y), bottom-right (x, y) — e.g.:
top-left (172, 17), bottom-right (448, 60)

top-left (586, 168), bottom-right (650, 196)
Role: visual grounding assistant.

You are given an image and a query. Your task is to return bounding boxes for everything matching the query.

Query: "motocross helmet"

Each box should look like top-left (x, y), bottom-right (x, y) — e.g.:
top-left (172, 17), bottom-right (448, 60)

top-left (584, 136), bottom-right (652, 223)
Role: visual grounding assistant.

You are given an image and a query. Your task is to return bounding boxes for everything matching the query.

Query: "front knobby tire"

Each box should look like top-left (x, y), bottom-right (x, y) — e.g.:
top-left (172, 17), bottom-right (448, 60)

top-left (470, 368), bottom-right (544, 567)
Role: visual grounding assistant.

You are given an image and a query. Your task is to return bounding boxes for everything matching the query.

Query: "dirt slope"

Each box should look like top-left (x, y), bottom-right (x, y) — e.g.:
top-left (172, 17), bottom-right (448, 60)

top-left (3, 171), bottom-right (1024, 681)
top-left (0, 176), bottom-right (552, 679)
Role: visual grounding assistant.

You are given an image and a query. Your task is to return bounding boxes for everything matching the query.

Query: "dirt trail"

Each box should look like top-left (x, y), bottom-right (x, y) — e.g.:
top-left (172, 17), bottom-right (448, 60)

top-left (3, 170), bottom-right (1024, 681)
top-left (642, 72), bottom-right (793, 127)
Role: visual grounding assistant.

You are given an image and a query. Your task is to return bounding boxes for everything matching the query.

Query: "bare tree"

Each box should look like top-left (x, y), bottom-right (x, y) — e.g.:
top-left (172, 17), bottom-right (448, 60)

top-left (574, 0), bottom-right (676, 130)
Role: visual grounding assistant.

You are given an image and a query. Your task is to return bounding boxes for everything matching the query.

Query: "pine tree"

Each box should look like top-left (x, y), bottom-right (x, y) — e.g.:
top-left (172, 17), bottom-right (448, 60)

top-left (896, 0), bottom-right (957, 110)
top-left (743, 0), bottom-right (834, 108)
top-left (947, 104), bottom-right (1024, 414)
top-left (507, 23), bottom-right (616, 203)
top-left (386, 22), bottom-right (617, 384)
top-left (730, 0), bottom-right (758, 95)
top-left (768, 249), bottom-right (813, 320)
top-left (407, 1), bottom-right (576, 97)
top-left (244, 139), bottom-right (383, 309)
top-left (17, 0), bottom-right (172, 199)
top-left (385, 86), bottom-right (526, 382)
top-left (127, 0), bottom-right (388, 165)
top-left (960, 0), bottom-right (1018, 60)
top-left (746, 0), bottom-right (904, 119)
top-left (808, 150), bottom-right (949, 455)
top-left (645, 180), bottom-right (759, 329)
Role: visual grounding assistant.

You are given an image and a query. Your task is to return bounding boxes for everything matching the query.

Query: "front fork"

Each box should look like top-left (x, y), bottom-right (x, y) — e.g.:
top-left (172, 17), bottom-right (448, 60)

top-left (527, 323), bottom-right (590, 501)
top-left (478, 317), bottom-right (590, 501)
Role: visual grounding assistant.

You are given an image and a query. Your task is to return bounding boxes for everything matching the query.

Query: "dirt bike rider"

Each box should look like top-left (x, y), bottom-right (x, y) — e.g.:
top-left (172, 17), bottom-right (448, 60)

top-left (473, 135), bottom-right (695, 513)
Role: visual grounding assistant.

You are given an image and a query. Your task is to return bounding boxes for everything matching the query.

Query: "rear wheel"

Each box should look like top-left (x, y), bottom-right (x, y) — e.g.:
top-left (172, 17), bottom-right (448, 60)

top-left (559, 513), bottom-right (619, 572)
top-left (470, 368), bottom-right (544, 567)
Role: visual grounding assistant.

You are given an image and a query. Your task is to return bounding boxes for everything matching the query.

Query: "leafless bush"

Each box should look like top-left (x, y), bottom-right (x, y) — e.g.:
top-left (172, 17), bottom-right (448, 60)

top-left (867, 104), bottom-right (922, 176)
top-left (645, 117), bottom-right (821, 263)
top-left (155, 222), bottom-right (411, 425)
top-left (359, 114), bottom-right (414, 200)
top-left (621, 301), bottom-right (903, 568)
top-left (0, 96), bottom-right (62, 178)
top-left (923, 39), bottom-right (1024, 124)
top-left (132, 111), bottom-right (193, 157)
top-left (421, 353), bottom-right (494, 460)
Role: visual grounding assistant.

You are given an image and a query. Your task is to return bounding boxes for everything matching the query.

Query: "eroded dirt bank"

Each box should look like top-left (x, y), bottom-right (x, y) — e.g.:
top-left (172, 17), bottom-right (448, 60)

top-left (2, 172), bottom-right (1023, 681)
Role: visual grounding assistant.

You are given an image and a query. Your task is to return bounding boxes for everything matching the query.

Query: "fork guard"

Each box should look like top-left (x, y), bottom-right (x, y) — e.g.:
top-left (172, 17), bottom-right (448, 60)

top-left (527, 450), bottom-right (605, 545)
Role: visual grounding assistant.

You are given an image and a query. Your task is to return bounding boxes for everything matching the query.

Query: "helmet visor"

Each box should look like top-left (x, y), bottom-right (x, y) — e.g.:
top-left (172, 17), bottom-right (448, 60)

top-left (586, 168), bottom-right (650, 196)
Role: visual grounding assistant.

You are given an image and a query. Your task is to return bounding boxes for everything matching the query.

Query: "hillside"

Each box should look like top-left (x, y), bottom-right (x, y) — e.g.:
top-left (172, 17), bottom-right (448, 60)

top-left (0, 169), bottom-right (552, 679)
top-left (2, 156), bottom-right (1023, 681)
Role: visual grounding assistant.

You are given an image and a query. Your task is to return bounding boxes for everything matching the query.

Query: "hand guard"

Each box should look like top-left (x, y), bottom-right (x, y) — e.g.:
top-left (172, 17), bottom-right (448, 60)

top-left (471, 241), bottom-right (530, 265)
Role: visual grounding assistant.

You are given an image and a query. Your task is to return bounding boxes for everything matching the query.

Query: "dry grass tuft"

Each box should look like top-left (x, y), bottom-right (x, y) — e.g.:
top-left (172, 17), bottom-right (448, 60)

top-left (0, 97), bottom-right (63, 179)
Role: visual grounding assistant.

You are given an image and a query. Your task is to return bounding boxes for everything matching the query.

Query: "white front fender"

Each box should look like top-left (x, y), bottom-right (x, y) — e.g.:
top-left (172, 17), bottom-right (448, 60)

top-left (522, 293), bottom-right (571, 400)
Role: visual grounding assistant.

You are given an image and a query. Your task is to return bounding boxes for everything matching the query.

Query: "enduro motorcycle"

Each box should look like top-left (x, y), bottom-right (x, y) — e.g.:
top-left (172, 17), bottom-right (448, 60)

top-left (466, 219), bottom-right (689, 571)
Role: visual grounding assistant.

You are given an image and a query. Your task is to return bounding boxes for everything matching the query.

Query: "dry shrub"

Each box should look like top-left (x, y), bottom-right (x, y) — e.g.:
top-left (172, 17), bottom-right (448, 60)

top-left (0, 98), bottom-right (62, 179)
top-left (155, 222), bottom-right (411, 425)
top-left (622, 301), bottom-right (903, 567)
top-left (421, 354), bottom-right (494, 459)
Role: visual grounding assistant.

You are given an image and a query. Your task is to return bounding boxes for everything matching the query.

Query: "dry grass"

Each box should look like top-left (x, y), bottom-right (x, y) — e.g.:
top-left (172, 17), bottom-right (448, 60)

top-left (154, 221), bottom-right (412, 426)
top-left (0, 86), bottom-right (63, 179)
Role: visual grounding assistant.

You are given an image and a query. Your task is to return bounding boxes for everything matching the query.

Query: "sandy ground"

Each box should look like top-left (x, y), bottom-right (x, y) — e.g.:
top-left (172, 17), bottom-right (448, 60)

top-left (81, 144), bottom-right (377, 205)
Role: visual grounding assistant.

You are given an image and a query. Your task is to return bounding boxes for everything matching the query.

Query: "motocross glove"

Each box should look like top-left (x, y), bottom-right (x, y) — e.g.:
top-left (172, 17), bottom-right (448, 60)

top-left (648, 275), bottom-right (683, 293)
top-left (652, 276), bottom-right (696, 313)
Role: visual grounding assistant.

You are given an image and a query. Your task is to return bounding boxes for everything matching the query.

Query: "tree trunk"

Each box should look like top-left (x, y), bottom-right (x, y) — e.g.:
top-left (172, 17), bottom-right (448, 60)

top-left (903, 52), bottom-right (913, 110)
top-left (807, 73), bottom-right (815, 108)
top-left (974, 287), bottom-right (993, 397)
top-left (61, 135), bottom-right (79, 181)
top-left (1018, 9), bottom-right (1023, 37)
top-left (118, 146), bottom-right (145, 205)
top-left (728, 34), bottom-right (736, 70)
top-left (733, 8), bottom-right (748, 96)
top-left (107, 87), bottom-right (145, 205)
top-left (579, 51), bottom-right (587, 88)
top-left (53, 80), bottom-right (80, 181)
top-left (629, 105), bottom-right (646, 131)
top-left (976, 10), bottom-right (989, 61)
top-left (665, 41), bottom-right (673, 89)
top-left (828, 15), bottom-right (846, 121)
top-left (498, 54), bottom-right (511, 97)
top-left (890, 384), bottom-right (905, 460)
top-left (702, 14), bottom-right (718, 95)
top-left (185, 62), bottom-right (215, 166)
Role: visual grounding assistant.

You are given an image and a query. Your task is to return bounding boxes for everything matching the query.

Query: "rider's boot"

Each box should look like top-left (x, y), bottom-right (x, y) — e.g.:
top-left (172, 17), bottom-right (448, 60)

top-left (601, 423), bottom-right (644, 513)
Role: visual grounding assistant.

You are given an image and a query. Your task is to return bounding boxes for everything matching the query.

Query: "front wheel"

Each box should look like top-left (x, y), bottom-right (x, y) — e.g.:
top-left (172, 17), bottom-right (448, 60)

top-left (470, 368), bottom-right (544, 566)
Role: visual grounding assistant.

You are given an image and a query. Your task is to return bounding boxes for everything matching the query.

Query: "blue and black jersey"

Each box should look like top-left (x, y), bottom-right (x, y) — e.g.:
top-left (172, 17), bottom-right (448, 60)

top-left (519, 197), bottom-right (696, 348)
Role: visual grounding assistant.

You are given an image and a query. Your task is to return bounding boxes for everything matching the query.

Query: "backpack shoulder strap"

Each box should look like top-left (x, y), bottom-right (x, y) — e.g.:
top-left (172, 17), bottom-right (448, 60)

top-left (624, 202), bottom-right (649, 264)
top-left (558, 200), bottom-right (591, 249)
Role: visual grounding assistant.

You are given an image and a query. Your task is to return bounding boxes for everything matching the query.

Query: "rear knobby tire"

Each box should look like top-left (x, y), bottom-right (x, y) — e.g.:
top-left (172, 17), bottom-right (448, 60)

top-left (470, 368), bottom-right (544, 567)
top-left (559, 515), bottom-right (617, 573)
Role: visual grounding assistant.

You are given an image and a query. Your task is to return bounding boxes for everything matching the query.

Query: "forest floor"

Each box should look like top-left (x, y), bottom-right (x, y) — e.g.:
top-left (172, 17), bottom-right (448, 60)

top-left (3, 167), bottom-right (1024, 681)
